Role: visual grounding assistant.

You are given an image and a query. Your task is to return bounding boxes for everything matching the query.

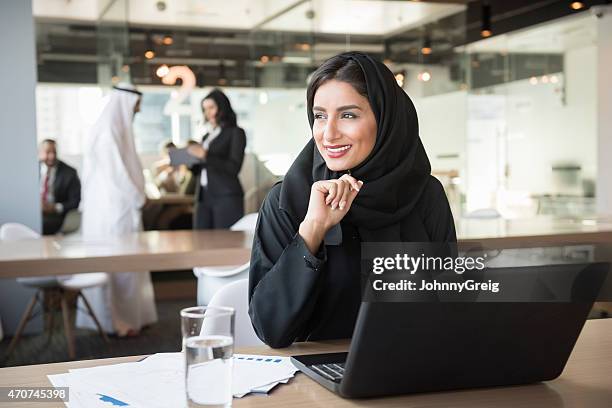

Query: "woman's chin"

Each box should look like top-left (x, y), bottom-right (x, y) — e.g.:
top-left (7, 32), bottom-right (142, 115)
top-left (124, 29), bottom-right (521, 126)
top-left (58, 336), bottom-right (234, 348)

top-left (325, 161), bottom-right (350, 172)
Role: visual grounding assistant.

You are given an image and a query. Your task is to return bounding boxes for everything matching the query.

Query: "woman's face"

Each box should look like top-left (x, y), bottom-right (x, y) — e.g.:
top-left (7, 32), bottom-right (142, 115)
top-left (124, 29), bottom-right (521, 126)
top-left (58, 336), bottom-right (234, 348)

top-left (202, 98), bottom-right (218, 126)
top-left (312, 80), bottom-right (377, 172)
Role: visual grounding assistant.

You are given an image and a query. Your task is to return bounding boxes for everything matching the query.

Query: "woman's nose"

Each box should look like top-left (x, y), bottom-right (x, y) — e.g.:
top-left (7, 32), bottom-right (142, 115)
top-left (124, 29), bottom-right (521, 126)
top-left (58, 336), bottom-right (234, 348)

top-left (324, 119), bottom-right (342, 142)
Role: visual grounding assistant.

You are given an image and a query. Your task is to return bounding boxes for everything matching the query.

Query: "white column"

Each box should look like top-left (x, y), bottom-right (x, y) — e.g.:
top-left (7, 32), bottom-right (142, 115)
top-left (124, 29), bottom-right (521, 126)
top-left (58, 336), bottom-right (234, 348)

top-left (0, 0), bottom-right (44, 336)
top-left (0, 0), bottom-right (40, 230)
top-left (596, 6), bottom-right (612, 215)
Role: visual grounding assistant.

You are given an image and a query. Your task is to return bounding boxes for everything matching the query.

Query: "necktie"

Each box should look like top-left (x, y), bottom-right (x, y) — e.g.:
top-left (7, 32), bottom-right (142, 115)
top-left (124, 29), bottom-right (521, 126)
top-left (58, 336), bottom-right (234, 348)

top-left (42, 172), bottom-right (49, 203)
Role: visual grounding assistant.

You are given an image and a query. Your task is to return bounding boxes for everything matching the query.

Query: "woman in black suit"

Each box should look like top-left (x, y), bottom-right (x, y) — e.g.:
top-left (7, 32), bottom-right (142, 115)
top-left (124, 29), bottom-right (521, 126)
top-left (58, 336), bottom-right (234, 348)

top-left (187, 89), bottom-right (246, 229)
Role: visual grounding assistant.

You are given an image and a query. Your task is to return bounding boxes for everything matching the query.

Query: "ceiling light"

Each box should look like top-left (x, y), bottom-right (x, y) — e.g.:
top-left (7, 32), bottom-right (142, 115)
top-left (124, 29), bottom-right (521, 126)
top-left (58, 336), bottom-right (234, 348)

top-left (481, 2), bottom-right (492, 38)
top-left (418, 71), bottom-right (431, 82)
top-left (259, 92), bottom-right (268, 105)
top-left (144, 33), bottom-right (155, 59)
top-left (162, 35), bottom-right (173, 46)
top-left (421, 35), bottom-right (432, 55)
top-left (570, 2), bottom-right (585, 10)
top-left (218, 60), bottom-right (227, 85)
top-left (394, 72), bottom-right (405, 87)
top-left (156, 64), bottom-right (170, 78)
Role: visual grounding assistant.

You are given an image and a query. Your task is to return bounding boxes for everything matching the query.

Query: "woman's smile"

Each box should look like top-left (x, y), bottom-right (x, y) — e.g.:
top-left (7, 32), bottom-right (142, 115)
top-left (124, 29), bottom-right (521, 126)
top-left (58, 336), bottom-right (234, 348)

top-left (325, 144), bottom-right (353, 158)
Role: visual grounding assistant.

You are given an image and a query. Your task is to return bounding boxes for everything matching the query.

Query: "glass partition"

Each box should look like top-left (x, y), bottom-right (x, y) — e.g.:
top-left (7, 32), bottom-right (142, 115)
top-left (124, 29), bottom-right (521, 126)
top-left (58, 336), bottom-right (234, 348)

top-left (33, 1), bottom-right (600, 220)
top-left (97, 0), bottom-right (130, 86)
top-left (463, 13), bottom-right (598, 218)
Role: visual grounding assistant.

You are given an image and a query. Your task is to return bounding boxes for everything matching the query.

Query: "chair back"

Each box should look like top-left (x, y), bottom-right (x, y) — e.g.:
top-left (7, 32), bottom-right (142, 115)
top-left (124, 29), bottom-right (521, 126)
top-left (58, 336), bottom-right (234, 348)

top-left (0, 223), bottom-right (40, 240)
top-left (230, 213), bottom-right (259, 232)
top-left (206, 279), bottom-right (264, 347)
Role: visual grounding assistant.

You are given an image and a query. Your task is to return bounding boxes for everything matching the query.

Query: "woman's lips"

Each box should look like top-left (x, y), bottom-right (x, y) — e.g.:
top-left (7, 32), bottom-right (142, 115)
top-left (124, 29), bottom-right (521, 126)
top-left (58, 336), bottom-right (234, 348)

top-left (325, 144), bottom-right (352, 158)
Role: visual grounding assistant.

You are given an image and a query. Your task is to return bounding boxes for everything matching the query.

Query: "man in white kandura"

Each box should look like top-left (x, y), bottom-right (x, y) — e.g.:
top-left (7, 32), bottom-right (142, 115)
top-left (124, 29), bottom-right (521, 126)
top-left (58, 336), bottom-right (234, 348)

top-left (78, 83), bottom-right (157, 337)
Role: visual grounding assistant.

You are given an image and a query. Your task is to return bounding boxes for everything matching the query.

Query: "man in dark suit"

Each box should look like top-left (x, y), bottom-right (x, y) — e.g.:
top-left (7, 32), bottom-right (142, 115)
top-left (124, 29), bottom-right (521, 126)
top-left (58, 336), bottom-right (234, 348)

top-left (38, 139), bottom-right (81, 235)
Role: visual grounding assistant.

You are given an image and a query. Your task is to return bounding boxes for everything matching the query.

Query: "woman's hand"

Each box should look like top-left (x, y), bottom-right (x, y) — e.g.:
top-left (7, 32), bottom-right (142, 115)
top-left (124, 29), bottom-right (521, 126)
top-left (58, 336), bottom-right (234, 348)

top-left (299, 174), bottom-right (363, 255)
top-left (187, 144), bottom-right (207, 160)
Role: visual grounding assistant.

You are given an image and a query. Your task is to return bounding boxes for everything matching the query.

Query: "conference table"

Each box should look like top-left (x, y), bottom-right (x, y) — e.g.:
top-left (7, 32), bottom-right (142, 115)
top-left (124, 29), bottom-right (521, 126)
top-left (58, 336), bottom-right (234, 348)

top-left (0, 230), bottom-right (252, 279)
top-left (0, 318), bottom-right (610, 407)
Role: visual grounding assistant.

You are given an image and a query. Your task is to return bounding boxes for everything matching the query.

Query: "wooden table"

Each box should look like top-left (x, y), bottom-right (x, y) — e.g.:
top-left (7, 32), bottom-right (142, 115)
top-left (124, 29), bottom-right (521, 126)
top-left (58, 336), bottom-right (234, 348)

top-left (2, 216), bottom-right (612, 278)
top-left (0, 230), bottom-right (252, 278)
top-left (0, 318), bottom-right (611, 407)
top-left (146, 194), bottom-right (194, 205)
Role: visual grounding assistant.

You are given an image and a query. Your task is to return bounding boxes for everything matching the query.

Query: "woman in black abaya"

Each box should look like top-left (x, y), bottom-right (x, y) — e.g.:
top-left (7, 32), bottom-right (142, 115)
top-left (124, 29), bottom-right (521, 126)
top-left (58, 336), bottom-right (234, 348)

top-left (248, 52), bottom-right (456, 348)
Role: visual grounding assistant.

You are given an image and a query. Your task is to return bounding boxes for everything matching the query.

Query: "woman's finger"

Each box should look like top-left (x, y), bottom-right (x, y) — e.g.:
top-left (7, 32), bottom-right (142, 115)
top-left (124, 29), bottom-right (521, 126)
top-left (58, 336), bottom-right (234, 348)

top-left (339, 174), bottom-right (362, 192)
top-left (331, 180), bottom-right (348, 210)
top-left (344, 180), bottom-right (363, 209)
top-left (325, 182), bottom-right (337, 205)
top-left (338, 180), bottom-right (352, 210)
top-left (313, 181), bottom-right (334, 196)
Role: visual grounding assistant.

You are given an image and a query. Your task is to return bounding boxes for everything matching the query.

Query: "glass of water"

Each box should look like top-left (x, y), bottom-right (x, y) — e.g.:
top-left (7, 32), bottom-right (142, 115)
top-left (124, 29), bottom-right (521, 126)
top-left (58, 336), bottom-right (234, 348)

top-left (181, 306), bottom-right (235, 408)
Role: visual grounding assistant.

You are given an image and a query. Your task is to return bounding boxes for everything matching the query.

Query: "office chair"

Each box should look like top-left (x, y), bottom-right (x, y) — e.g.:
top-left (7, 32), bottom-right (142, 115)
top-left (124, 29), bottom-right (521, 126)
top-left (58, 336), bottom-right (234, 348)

top-left (193, 213), bottom-right (258, 305)
top-left (0, 223), bottom-right (108, 360)
top-left (206, 278), bottom-right (264, 347)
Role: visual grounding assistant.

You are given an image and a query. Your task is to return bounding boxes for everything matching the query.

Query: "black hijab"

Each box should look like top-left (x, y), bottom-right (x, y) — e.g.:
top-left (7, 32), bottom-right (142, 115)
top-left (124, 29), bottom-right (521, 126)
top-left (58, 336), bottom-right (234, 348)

top-left (279, 51), bottom-right (431, 241)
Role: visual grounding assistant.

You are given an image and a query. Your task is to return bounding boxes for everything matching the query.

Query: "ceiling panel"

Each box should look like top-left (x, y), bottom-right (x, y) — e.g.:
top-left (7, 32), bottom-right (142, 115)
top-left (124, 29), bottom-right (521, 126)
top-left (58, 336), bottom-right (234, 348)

top-left (261, 0), bottom-right (465, 35)
top-left (462, 13), bottom-right (596, 54)
top-left (34, 0), bottom-right (466, 34)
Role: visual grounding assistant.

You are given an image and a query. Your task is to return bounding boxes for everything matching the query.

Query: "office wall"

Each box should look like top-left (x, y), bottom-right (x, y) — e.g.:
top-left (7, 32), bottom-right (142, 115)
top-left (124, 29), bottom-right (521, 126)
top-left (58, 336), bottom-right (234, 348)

top-left (0, 0), bottom-right (43, 336)
top-left (0, 0), bottom-right (40, 229)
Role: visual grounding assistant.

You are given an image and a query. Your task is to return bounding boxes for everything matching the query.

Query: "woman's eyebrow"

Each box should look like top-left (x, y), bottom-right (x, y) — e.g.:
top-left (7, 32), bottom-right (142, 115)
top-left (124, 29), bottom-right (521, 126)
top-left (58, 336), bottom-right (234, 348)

top-left (337, 104), bottom-right (362, 111)
top-left (312, 104), bottom-right (363, 112)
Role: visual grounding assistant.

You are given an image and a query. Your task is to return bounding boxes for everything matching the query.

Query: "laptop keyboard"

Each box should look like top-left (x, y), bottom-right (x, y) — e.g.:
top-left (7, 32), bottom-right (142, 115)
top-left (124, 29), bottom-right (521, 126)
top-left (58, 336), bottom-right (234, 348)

top-left (310, 363), bottom-right (346, 382)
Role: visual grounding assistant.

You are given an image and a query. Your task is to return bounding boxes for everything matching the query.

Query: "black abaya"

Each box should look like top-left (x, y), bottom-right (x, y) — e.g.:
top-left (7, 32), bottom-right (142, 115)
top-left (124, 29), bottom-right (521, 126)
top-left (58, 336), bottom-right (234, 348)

top-left (248, 52), bottom-right (456, 348)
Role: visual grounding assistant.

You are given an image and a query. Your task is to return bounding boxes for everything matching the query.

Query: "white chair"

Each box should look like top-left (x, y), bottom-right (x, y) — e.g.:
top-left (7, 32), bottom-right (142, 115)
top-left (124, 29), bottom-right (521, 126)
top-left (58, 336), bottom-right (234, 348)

top-left (207, 279), bottom-right (263, 347)
top-left (193, 213), bottom-right (258, 305)
top-left (60, 209), bottom-right (81, 235)
top-left (229, 212), bottom-right (259, 232)
top-left (0, 223), bottom-right (108, 359)
top-left (194, 262), bottom-right (250, 306)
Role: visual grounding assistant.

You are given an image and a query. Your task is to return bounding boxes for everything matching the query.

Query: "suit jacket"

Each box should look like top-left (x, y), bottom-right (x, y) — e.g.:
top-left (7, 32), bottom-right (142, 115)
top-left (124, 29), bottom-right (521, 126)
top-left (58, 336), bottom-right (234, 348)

top-left (53, 160), bottom-right (81, 215)
top-left (193, 126), bottom-right (246, 199)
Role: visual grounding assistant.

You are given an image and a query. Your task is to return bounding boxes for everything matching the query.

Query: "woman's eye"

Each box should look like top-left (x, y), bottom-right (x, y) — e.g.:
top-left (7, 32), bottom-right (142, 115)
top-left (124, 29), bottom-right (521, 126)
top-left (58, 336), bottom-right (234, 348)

top-left (313, 113), bottom-right (326, 120)
top-left (341, 112), bottom-right (357, 119)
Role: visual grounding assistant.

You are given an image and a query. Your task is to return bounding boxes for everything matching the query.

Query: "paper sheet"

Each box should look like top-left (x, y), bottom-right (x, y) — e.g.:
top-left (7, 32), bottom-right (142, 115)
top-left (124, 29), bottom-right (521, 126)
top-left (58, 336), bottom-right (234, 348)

top-left (47, 353), bottom-right (299, 408)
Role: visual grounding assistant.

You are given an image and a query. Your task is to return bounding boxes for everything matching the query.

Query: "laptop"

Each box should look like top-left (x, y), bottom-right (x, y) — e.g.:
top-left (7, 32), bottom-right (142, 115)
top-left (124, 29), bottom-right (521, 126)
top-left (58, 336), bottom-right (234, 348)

top-left (291, 262), bottom-right (608, 398)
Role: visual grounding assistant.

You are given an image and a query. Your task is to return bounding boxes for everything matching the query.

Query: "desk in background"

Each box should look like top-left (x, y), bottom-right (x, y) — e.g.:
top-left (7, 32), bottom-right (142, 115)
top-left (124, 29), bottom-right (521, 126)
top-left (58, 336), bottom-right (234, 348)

top-left (143, 194), bottom-right (195, 230)
top-left (0, 230), bottom-right (251, 279)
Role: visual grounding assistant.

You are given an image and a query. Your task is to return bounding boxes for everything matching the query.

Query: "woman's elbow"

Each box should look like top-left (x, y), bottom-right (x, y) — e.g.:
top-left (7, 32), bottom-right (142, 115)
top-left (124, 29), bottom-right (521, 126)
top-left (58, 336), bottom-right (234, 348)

top-left (248, 307), bottom-right (294, 349)
top-left (260, 333), bottom-right (293, 349)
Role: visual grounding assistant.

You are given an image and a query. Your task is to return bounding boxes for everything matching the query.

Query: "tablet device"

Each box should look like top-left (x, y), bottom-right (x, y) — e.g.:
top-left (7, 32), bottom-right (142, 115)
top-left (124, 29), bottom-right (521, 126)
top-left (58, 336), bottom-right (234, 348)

top-left (169, 147), bottom-right (201, 167)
